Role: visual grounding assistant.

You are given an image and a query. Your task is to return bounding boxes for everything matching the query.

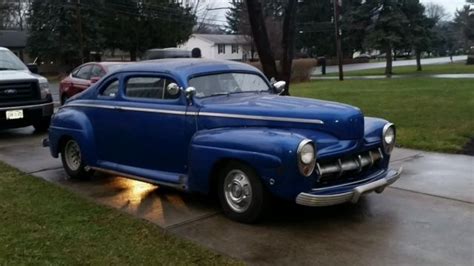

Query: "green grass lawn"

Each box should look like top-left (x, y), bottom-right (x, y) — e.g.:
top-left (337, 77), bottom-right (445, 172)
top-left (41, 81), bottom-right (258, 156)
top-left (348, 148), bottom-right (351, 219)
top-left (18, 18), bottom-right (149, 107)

top-left (326, 62), bottom-right (474, 76)
top-left (0, 162), bottom-right (239, 265)
top-left (292, 78), bottom-right (474, 153)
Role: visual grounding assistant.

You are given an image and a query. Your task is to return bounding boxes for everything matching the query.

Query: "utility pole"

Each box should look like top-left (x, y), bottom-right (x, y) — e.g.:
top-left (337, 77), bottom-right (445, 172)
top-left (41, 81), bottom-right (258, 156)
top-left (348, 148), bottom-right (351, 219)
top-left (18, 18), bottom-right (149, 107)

top-left (333, 0), bottom-right (343, 81)
top-left (76, 0), bottom-right (84, 63)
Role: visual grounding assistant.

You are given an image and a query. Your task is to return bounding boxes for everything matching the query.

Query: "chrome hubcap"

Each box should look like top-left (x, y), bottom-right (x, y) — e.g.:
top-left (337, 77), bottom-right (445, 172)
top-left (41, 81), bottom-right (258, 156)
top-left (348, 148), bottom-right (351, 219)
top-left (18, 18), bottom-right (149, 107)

top-left (224, 169), bottom-right (252, 213)
top-left (65, 140), bottom-right (81, 171)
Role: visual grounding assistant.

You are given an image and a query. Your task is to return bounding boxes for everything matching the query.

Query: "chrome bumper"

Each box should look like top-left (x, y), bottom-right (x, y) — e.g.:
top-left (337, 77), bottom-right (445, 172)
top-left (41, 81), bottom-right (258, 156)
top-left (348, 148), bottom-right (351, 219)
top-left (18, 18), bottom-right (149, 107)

top-left (295, 167), bottom-right (402, 207)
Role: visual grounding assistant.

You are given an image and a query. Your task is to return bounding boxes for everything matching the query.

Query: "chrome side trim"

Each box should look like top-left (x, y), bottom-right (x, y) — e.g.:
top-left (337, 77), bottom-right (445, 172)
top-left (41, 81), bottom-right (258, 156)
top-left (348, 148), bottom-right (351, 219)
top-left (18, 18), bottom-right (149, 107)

top-left (199, 111), bottom-right (324, 125)
top-left (0, 102), bottom-right (53, 111)
top-left (62, 103), bottom-right (325, 125)
top-left (296, 167), bottom-right (402, 207)
top-left (90, 166), bottom-right (186, 190)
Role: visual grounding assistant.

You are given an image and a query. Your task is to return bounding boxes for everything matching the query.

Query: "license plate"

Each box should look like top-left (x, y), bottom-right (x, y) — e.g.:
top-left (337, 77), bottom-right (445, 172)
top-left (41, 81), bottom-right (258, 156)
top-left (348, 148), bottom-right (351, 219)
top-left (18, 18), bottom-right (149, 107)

top-left (6, 109), bottom-right (24, 120)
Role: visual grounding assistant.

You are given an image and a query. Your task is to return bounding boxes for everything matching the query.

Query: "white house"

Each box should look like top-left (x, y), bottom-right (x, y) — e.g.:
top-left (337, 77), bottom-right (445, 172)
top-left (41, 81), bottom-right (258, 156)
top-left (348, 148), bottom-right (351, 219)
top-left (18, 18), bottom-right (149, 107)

top-left (179, 34), bottom-right (251, 61)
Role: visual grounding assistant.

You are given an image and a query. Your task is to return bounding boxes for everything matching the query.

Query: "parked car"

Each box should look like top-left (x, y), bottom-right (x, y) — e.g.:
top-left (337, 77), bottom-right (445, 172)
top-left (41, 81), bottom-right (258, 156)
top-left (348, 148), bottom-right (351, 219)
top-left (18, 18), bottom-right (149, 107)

top-left (0, 47), bottom-right (53, 131)
top-left (45, 59), bottom-right (402, 223)
top-left (59, 62), bottom-right (127, 104)
top-left (142, 48), bottom-right (191, 60)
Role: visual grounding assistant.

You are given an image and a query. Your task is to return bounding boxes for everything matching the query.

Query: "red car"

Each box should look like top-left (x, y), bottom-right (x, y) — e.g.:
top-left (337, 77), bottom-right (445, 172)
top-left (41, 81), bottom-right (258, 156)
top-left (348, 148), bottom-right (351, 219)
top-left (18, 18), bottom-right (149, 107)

top-left (59, 62), bottom-right (127, 104)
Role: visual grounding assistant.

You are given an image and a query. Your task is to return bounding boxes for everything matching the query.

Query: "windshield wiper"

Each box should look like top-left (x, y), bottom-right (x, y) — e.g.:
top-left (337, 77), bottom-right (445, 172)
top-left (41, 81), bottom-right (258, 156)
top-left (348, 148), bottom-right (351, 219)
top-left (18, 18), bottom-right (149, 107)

top-left (0, 67), bottom-right (19, 71)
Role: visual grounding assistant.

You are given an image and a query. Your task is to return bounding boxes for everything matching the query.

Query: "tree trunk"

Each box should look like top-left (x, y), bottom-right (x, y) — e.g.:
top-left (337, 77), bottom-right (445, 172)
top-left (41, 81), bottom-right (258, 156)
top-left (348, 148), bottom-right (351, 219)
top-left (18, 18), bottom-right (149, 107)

top-left (385, 43), bottom-right (393, 77)
top-left (245, 0), bottom-right (278, 80)
top-left (279, 0), bottom-right (297, 96)
top-left (416, 50), bottom-right (422, 71)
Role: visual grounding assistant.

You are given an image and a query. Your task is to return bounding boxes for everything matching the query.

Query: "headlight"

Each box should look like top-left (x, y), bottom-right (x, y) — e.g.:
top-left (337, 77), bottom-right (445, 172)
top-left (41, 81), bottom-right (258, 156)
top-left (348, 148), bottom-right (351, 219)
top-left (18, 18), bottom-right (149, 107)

top-left (382, 123), bottom-right (396, 154)
top-left (39, 82), bottom-right (50, 99)
top-left (297, 139), bottom-right (317, 177)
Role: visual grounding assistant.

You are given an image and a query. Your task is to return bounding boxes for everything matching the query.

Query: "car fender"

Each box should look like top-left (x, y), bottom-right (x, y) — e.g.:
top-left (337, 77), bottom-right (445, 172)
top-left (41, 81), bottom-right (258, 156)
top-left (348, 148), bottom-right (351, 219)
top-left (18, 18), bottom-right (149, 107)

top-left (48, 107), bottom-right (97, 165)
top-left (364, 117), bottom-right (390, 144)
top-left (187, 127), bottom-right (310, 196)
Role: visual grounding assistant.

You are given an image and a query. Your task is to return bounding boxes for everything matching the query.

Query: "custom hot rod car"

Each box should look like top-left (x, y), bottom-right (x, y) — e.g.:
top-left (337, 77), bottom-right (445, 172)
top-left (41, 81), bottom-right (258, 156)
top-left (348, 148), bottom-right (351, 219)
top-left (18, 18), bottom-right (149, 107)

top-left (45, 59), bottom-right (402, 223)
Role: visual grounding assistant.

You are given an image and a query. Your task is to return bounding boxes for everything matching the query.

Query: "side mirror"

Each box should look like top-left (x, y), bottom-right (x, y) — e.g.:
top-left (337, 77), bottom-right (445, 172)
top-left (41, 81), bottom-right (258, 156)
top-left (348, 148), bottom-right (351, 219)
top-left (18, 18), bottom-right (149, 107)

top-left (273, 81), bottom-right (286, 95)
top-left (27, 63), bottom-right (39, 74)
top-left (90, 76), bottom-right (101, 84)
top-left (167, 83), bottom-right (180, 96)
top-left (185, 87), bottom-right (196, 102)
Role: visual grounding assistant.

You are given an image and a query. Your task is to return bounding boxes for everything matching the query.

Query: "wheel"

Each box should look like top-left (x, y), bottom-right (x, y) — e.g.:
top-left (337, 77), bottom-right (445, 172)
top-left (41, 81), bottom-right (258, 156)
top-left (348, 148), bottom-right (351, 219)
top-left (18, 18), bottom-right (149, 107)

top-left (33, 116), bottom-right (51, 132)
top-left (218, 161), bottom-right (270, 223)
top-left (60, 138), bottom-right (93, 179)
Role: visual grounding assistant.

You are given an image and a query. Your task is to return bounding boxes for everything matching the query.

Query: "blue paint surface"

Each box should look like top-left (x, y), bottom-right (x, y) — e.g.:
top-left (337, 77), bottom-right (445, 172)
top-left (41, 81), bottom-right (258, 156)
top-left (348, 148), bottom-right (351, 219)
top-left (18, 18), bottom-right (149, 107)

top-left (48, 59), bottom-right (394, 201)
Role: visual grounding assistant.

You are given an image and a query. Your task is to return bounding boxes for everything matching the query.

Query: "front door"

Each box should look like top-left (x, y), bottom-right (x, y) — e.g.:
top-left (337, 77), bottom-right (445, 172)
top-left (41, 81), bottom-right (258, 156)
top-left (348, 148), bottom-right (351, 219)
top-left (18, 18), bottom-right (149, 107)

top-left (92, 73), bottom-right (191, 183)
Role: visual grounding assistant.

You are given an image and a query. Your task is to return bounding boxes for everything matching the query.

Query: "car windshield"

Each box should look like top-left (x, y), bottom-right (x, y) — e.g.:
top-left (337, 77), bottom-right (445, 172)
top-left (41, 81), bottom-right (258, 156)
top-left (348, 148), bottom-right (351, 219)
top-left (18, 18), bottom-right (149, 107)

top-left (189, 72), bottom-right (270, 98)
top-left (0, 50), bottom-right (28, 71)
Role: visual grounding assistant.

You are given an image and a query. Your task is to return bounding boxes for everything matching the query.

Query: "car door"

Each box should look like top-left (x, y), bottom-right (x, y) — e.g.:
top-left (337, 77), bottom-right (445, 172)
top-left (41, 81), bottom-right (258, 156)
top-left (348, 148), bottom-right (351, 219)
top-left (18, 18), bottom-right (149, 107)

top-left (92, 72), bottom-right (190, 184)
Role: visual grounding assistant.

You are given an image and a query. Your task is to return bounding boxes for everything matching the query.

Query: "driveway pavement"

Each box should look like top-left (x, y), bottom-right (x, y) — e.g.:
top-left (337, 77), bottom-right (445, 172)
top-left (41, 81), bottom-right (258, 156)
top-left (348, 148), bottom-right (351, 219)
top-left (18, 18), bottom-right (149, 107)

top-left (0, 127), bottom-right (473, 265)
top-left (312, 55), bottom-right (468, 75)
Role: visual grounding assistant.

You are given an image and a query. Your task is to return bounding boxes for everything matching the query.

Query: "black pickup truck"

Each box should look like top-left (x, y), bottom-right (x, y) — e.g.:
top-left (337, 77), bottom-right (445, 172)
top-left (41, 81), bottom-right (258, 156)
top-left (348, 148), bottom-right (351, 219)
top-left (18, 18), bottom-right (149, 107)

top-left (0, 47), bottom-right (53, 131)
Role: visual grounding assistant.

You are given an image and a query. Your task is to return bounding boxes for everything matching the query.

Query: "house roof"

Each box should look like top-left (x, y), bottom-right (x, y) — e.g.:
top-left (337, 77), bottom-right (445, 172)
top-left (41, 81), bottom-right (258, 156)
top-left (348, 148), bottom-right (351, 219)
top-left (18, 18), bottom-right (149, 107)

top-left (193, 34), bottom-right (249, 45)
top-left (0, 30), bottom-right (28, 48)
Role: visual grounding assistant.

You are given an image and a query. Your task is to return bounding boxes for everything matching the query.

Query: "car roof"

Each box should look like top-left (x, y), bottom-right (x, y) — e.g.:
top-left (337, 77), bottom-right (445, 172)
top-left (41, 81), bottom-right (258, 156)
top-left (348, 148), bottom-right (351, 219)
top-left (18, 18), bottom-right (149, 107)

top-left (0, 47), bottom-right (10, 51)
top-left (115, 59), bottom-right (262, 80)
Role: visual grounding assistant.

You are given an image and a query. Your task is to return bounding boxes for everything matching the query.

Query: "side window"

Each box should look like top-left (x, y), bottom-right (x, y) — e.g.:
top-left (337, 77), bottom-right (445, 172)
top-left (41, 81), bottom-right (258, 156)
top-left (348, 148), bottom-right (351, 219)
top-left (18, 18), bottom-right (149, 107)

top-left (75, 65), bottom-right (92, 80)
top-left (125, 76), bottom-right (180, 100)
top-left (218, 44), bottom-right (226, 54)
top-left (71, 67), bottom-right (80, 77)
top-left (91, 65), bottom-right (105, 78)
top-left (100, 79), bottom-right (119, 97)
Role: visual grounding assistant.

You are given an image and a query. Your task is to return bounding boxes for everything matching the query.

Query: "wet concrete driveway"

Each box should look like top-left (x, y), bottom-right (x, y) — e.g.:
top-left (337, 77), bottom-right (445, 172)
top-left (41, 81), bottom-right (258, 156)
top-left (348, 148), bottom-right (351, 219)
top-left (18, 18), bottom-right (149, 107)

top-left (0, 127), bottom-right (473, 265)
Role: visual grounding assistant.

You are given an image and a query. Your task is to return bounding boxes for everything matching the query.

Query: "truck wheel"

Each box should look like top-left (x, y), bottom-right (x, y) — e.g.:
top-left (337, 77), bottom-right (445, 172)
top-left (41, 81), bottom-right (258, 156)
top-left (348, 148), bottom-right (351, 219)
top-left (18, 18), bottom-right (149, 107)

top-left (218, 161), bottom-right (270, 223)
top-left (33, 117), bottom-right (51, 132)
top-left (61, 138), bottom-right (93, 179)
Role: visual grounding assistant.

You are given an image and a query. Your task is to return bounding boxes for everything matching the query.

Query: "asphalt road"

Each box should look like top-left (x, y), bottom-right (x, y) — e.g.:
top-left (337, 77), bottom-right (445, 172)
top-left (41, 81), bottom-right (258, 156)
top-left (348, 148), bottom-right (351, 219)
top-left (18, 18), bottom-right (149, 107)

top-left (0, 127), bottom-right (473, 265)
top-left (312, 55), bottom-right (468, 75)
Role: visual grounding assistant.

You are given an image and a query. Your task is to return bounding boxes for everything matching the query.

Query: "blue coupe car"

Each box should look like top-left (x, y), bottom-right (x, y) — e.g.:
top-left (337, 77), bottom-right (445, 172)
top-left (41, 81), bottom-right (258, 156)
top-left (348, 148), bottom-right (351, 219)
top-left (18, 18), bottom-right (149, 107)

top-left (46, 59), bottom-right (402, 223)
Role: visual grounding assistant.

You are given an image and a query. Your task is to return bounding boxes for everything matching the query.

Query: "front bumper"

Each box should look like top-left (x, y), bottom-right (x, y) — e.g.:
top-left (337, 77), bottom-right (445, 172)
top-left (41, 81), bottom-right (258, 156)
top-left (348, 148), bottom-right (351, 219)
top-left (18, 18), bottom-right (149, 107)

top-left (295, 167), bottom-right (402, 207)
top-left (0, 101), bottom-right (54, 129)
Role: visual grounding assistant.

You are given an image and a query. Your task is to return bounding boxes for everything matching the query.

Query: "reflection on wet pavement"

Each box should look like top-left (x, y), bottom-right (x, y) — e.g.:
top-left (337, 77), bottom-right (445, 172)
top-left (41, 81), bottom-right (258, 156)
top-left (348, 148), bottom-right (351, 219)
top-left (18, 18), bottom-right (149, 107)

top-left (33, 168), bottom-right (219, 228)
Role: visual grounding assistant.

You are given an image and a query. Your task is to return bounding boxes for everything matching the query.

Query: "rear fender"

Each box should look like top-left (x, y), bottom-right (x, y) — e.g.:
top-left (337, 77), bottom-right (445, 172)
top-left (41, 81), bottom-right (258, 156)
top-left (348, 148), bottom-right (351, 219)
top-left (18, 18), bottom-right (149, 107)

top-left (48, 107), bottom-right (97, 165)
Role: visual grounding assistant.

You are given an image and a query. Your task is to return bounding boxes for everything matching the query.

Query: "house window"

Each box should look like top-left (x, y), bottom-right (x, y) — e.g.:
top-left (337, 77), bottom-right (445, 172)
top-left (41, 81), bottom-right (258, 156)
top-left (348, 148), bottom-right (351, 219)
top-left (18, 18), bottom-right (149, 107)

top-left (231, 44), bottom-right (239, 54)
top-left (218, 44), bottom-right (226, 54)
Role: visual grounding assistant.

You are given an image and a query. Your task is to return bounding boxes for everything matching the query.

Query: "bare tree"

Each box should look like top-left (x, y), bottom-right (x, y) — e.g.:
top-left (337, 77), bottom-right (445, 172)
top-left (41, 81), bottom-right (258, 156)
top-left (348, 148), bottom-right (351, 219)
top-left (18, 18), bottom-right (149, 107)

top-left (187, 0), bottom-right (224, 34)
top-left (246, 0), bottom-right (279, 81)
top-left (425, 2), bottom-right (448, 23)
top-left (246, 0), bottom-right (297, 95)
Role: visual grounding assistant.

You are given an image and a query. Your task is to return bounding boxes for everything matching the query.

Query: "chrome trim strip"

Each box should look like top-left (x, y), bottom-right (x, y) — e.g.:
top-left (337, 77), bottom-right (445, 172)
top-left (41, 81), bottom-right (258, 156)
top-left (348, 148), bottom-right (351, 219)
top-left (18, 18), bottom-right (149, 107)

top-left (62, 103), bottom-right (325, 125)
top-left (90, 166), bottom-right (186, 190)
top-left (296, 167), bottom-right (402, 207)
top-left (199, 111), bottom-right (324, 125)
top-left (0, 102), bottom-right (53, 111)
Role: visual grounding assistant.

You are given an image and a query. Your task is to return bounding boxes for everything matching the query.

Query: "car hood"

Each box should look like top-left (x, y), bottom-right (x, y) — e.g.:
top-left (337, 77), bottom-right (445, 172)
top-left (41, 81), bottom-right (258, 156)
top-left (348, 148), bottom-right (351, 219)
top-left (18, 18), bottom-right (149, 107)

top-left (197, 93), bottom-right (364, 140)
top-left (0, 70), bottom-right (47, 83)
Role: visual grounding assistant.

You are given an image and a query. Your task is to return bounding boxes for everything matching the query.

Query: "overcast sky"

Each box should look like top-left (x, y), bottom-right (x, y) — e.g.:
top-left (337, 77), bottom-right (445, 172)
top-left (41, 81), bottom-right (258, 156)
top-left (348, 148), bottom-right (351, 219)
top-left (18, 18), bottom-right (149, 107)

top-left (420, 0), bottom-right (469, 19)
top-left (205, 0), bottom-right (471, 24)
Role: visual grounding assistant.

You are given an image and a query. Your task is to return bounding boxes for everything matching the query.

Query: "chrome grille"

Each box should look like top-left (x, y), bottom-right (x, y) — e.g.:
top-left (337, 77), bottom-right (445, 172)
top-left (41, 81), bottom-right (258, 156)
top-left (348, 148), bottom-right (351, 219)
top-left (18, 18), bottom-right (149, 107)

top-left (0, 81), bottom-right (39, 102)
top-left (315, 148), bottom-right (384, 185)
